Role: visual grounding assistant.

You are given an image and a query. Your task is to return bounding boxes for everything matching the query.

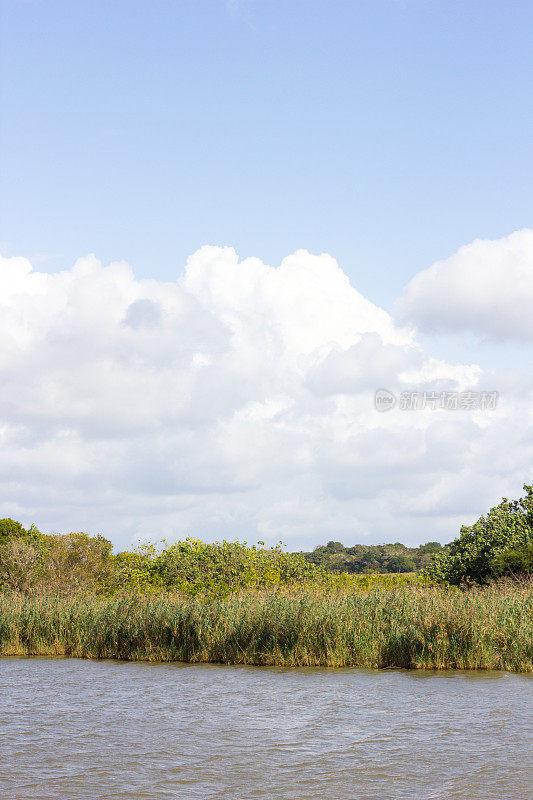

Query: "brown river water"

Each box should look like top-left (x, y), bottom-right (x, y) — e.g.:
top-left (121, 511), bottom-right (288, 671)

top-left (0, 658), bottom-right (531, 799)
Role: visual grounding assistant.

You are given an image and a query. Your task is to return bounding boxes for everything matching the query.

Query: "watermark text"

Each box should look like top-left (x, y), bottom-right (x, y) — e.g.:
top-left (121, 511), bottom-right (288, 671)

top-left (374, 389), bottom-right (499, 412)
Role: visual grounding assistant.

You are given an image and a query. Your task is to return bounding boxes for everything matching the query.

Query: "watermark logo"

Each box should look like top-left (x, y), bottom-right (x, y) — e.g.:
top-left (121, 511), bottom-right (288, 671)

top-left (374, 388), bottom-right (397, 412)
top-left (374, 389), bottom-right (499, 412)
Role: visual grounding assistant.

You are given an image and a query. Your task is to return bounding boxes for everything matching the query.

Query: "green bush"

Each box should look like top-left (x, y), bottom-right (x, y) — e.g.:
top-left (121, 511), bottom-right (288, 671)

top-left (387, 555), bottom-right (416, 573)
top-left (427, 485), bottom-right (533, 585)
top-left (491, 542), bottom-right (533, 578)
top-left (111, 538), bottom-right (323, 596)
top-left (0, 518), bottom-right (41, 545)
top-left (0, 526), bottom-right (115, 594)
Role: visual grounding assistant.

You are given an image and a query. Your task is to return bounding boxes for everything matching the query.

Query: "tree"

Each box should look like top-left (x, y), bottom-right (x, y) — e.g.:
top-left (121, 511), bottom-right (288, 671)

top-left (0, 537), bottom-right (45, 593)
top-left (386, 555), bottom-right (416, 573)
top-left (42, 532), bottom-right (114, 593)
top-left (325, 541), bottom-right (345, 552)
top-left (490, 542), bottom-right (533, 578)
top-left (0, 524), bottom-right (115, 594)
top-left (427, 485), bottom-right (533, 584)
top-left (418, 542), bottom-right (442, 554)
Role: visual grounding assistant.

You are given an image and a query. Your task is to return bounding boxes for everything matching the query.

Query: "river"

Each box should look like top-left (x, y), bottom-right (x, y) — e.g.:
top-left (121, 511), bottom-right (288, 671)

top-left (1, 658), bottom-right (531, 799)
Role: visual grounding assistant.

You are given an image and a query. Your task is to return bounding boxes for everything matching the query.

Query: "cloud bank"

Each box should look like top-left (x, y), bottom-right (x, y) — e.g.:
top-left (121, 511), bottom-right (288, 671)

top-left (0, 243), bottom-right (531, 549)
top-left (398, 229), bottom-right (533, 341)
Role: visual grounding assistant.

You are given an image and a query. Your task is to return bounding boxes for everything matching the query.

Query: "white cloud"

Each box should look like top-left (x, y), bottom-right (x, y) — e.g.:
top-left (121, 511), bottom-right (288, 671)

top-left (397, 229), bottom-right (533, 341)
top-left (0, 246), bottom-right (530, 549)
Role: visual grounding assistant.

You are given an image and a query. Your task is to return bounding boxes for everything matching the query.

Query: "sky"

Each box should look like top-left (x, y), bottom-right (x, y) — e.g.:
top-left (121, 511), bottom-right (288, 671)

top-left (0, 0), bottom-right (532, 550)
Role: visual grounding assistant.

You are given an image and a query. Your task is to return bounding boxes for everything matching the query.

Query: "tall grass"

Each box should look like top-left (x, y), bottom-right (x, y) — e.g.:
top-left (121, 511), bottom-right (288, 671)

top-left (1, 583), bottom-right (531, 672)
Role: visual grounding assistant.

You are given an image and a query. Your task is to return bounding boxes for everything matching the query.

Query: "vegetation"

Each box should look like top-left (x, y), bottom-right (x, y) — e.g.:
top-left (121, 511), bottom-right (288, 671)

top-left (491, 542), bottom-right (533, 578)
top-left (0, 523), bottom-right (332, 597)
top-left (1, 583), bottom-right (530, 671)
top-left (0, 484), bottom-right (531, 671)
top-left (111, 538), bottom-right (322, 596)
top-left (305, 540), bottom-right (443, 574)
top-left (426, 485), bottom-right (533, 585)
top-left (2, 486), bottom-right (530, 597)
top-left (0, 525), bottom-right (115, 595)
top-left (0, 521), bottom-right (436, 597)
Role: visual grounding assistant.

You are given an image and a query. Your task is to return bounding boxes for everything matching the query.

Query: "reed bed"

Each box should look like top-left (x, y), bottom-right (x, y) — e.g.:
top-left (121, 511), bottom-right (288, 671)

top-left (1, 584), bottom-right (531, 672)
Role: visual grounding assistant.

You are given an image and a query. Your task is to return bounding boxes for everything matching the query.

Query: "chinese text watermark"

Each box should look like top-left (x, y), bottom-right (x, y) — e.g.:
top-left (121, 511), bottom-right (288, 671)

top-left (374, 388), bottom-right (499, 412)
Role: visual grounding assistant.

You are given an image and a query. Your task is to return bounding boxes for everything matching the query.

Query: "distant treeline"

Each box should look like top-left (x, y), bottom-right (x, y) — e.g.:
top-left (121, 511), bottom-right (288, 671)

top-left (306, 485), bottom-right (533, 583)
top-left (0, 484), bottom-right (531, 595)
top-left (304, 541), bottom-right (443, 574)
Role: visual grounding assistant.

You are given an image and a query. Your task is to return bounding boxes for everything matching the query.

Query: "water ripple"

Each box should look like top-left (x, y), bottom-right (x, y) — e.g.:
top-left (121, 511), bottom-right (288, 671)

top-left (0, 659), bottom-right (531, 799)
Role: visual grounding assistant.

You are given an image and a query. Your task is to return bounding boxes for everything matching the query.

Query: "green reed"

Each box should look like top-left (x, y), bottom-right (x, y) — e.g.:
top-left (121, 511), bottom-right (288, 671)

top-left (0, 583), bottom-right (531, 671)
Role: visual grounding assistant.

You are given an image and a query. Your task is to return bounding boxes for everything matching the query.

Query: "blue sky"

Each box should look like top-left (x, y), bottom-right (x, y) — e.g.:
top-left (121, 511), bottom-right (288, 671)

top-left (2, 0), bottom-right (532, 308)
top-left (1, 0), bottom-right (532, 548)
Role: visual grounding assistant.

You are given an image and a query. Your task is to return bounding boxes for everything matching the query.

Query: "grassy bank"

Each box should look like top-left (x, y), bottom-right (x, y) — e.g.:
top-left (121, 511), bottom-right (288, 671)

top-left (1, 583), bottom-right (531, 672)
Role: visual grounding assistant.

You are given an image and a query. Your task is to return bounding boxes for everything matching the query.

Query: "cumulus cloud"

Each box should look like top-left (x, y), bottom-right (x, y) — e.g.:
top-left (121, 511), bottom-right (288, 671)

top-left (0, 246), bottom-right (530, 549)
top-left (397, 229), bottom-right (533, 341)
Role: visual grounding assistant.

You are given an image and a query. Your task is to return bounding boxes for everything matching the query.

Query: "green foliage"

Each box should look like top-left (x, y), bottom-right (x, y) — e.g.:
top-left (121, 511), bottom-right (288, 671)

top-left (418, 542), bottom-right (443, 555)
top-left (0, 520), bottom-right (47, 593)
top-left (0, 518), bottom-right (27, 542)
top-left (112, 545), bottom-right (166, 594)
top-left (2, 483), bottom-right (531, 597)
top-left (0, 518), bottom-right (41, 545)
top-left (0, 528), bottom-right (114, 594)
top-left (386, 555), bottom-right (416, 573)
top-left (324, 541), bottom-right (345, 553)
top-left (427, 485), bottom-right (533, 585)
top-left (1, 506), bottom-right (531, 671)
top-left (110, 538), bottom-right (323, 597)
top-left (0, 522), bottom-right (435, 597)
top-left (306, 541), bottom-right (441, 573)
top-left (491, 542), bottom-right (533, 578)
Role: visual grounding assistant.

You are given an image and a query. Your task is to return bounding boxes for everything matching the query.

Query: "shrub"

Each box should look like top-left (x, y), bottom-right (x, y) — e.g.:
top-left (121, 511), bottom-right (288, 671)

top-left (387, 555), bottom-right (416, 573)
top-left (0, 518), bottom-right (41, 545)
top-left (112, 538), bottom-right (323, 597)
top-left (427, 485), bottom-right (533, 585)
top-left (0, 528), bottom-right (115, 595)
top-left (491, 542), bottom-right (533, 578)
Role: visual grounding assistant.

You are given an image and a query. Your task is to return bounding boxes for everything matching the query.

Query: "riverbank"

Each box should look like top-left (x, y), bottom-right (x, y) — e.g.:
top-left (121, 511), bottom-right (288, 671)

top-left (1, 583), bottom-right (531, 671)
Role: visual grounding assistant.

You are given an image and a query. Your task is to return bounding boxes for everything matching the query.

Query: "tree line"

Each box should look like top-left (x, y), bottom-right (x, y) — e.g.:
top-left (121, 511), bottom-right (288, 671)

top-left (0, 484), bottom-right (531, 594)
top-left (304, 540), bottom-right (443, 574)
top-left (0, 523), bottom-right (319, 596)
top-left (306, 485), bottom-right (532, 583)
